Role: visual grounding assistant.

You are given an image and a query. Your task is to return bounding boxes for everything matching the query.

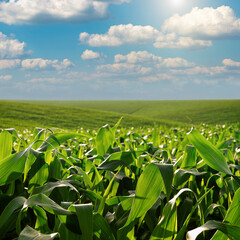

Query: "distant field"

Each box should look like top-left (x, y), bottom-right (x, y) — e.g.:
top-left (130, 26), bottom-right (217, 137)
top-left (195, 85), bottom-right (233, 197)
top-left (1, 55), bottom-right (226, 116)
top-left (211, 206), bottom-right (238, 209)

top-left (18, 99), bottom-right (240, 125)
top-left (0, 101), bottom-right (179, 130)
top-left (1, 100), bottom-right (239, 130)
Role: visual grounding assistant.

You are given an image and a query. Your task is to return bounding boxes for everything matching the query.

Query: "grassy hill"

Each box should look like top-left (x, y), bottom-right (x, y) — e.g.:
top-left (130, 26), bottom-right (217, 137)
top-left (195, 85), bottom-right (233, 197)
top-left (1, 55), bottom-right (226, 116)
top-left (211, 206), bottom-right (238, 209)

top-left (0, 101), bottom-right (179, 130)
top-left (1, 100), bottom-right (239, 130)
top-left (18, 99), bottom-right (240, 125)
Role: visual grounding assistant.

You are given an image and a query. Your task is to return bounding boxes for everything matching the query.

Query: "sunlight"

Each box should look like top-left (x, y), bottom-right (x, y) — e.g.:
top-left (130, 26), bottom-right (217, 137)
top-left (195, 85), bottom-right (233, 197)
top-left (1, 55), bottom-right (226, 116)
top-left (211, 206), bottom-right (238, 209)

top-left (170, 0), bottom-right (185, 8)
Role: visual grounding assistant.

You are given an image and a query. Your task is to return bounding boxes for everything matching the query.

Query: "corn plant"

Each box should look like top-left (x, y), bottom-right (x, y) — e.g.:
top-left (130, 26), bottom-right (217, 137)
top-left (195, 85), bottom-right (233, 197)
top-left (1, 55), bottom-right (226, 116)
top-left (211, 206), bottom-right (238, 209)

top-left (0, 122), bottom-right (239, 239)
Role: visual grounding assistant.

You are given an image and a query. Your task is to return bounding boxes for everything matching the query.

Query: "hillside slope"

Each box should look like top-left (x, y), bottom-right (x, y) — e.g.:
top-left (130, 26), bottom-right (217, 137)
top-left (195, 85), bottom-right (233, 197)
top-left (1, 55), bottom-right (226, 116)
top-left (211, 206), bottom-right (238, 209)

top-left (0, 101), bottom-right (180, 130)
top-left (18, 99), bottom-right (240, 125)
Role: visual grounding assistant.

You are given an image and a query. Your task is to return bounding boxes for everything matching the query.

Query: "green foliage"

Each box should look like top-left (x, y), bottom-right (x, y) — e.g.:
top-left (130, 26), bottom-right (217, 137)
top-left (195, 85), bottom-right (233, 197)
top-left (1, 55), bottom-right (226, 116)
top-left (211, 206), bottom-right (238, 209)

top-left (0, 122), bottom-right (240, 239)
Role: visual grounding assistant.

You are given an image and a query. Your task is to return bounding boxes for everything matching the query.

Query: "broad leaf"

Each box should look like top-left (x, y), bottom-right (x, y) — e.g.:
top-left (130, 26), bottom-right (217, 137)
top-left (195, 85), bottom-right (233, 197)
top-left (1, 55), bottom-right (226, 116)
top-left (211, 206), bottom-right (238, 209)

top-left (0, 130), bottom-right (12, 160)
top-left (118, 163), bottom-right (165, 239)
top-left (0, 147), bottom-right (31, 186)
top-left (37, 133), bottom-right (85, 152)
top-left (75, 204), bottom-right (93, 240)
top-left (188, 129), bottom-right (232, 175)
top-left (93, 213), bottom-right (115, 240)
top-left (24, 194), bottom-right (71, 215)
top-left (96, 125), bottom-right (114, 156)
top-left (211, 188), bottom-right (240, 239)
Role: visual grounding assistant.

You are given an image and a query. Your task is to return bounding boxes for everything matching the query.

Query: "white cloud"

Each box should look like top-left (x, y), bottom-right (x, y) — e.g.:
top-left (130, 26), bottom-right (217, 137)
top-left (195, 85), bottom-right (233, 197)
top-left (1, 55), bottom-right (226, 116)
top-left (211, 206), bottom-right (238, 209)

top-left (162, 5), bottom-right (240, 38)
top-left (114, 51), bottom-right (162, 64)
top-left (139, 74), bottom-right (172, 82)
top-left (80, 24), bottom-right (212, 49)
top-left (0, 0), bottom-right (130, 25)
top-left (58, 59), bottom-right (74, 70)
top-left (0, 59), bottom-right (21, 69)
top-left (154, 33), bottom-right (212, 49)
top-left (0, 75), bottom-right (12, 80)
top-left (97, 63), bottom-right (152, 75)
top-left (28, 77), bottom-right (64, 83)
top-left (222, 59), bottom-right (240, 68)
top-left (21, 58), bottom-right (73, 70)
top-left (80, 24), bottom-right (160, 46)
top-left (114, 51), bottom-right (194, 68)
top-left (0, 32), bottom-right (27, 58)
top-left (171, 66), bottom-right (227, 76)
top-left (161, 57), bottom-right (195, 68)
top-left (81, 49), bottom-right (100, 60)
top-left (0, 58), bottom-right (73, 70)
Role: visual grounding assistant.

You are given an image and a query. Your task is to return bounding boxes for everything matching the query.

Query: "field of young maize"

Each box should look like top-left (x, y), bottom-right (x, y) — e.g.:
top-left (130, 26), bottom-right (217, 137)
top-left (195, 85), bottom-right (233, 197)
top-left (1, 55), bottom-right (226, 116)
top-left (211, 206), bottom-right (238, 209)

top-left (0, 121), bottom-right (240, 239)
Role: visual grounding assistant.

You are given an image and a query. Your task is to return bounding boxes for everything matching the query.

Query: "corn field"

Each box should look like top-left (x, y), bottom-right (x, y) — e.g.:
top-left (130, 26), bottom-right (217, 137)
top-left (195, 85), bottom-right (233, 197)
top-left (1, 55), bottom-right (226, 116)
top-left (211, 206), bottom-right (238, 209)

top-left (0, 121), bottom-right (240, 239)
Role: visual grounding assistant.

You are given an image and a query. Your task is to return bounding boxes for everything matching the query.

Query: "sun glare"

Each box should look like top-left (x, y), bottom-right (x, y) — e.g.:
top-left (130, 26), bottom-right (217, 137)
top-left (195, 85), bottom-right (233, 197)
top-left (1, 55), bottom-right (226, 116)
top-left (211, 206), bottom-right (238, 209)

top-left (170, 0), bottom-right (185, 8)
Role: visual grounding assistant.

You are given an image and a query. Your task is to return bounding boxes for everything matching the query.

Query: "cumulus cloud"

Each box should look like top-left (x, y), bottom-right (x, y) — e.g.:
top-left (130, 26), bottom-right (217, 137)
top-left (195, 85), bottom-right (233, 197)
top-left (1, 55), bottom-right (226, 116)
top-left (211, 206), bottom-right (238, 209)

top-left (114, 51), bottom-right (162, 64)
top-left (0, 59), bottom-right (21, 69)
top-left (0, 32), bottom-right (28, 58)
top-left (162, 5), bottom-right (240, 38)
top-left (95, 50), bottom-right (238, 85)
top-left (80, 24), bottom-right (212, 49)
top-left (21, 58), bottom-right (73, 70)
top-left (97, 63), bottom-right (152, 75)
top-left (0, 58), bottom-right (73, 70)
top-left (0, 75), bottom-right (12, 80)
top-left (160, 57), bottom-right (195, 68)
top-left (0, 0), bottom-right (130, 25)
top-left (80, 24), bottom-right (160, 46)
top-left (114, 51), bottom-right (195, 68)
top-left (81, 49), bottom-right (100, 60)
top-left (154, 33), bottom-right (212, 49)
top-left (222, 59), bottom-right (240, 67)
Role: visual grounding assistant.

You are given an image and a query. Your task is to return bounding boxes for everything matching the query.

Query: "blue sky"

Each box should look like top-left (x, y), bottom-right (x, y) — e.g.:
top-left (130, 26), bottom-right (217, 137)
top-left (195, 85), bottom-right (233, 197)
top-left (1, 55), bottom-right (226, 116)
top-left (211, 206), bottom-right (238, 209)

top-left (0, 0), bottom-right (239, 100)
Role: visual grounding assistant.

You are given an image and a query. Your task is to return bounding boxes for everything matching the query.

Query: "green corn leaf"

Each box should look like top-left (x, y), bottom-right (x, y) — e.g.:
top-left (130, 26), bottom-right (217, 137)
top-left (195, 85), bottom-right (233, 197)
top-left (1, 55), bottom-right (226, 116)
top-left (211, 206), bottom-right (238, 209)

top-left (97, 169), bottom-right (121, 215)
top-left (75, 166), bottom-right (94, 188)
top-left (112, 117), bottom-right (123, 134)
top-left (155, 164), bottom-right (173, 200)
top-left (0, 196), bottom-right (26, 237)
top-left (55, 217), bottom-right (81, 240)
top-left (96, 124), bottom-right (114, 156)
top-left (0, 130), bottom-right (12, 160)
top-left (204, 204), bottom-right (226, 219)
top-left (0, 146), bottom-right (32, 186)
top-left (33, 206), bottom-right (51, 233)
top-left (19, 225), bottom-right (58, 240)
top-left (93, 213), bottom-right (116, 240)
top-left (74, 203), bottom-right (93, 240)
top-left (37, 133), bottom-right (85, 152)
top-left (173, 169), bottom-right (207, 188)
top-left (118, 163), bottom-right (165, 239)
top-left (150, 188), bottom-right (192, 240)
top-left (175, 188), bottom-right (213, 240)
top-left (24, 194), bottom-right (72, 215)
top-left (29, 161), bottom-right (49, 189)
top-left (187, 220), bottom-right (240, 240)
top-left (187, 129), bottom-right (232, 175)
top-left (180, 145), bottom-right (196, 170)
top-left (211, 188), bottom-right (240, 239)
top-left (33, 180), bottom-right (79, 195)
top-left (98, 151), bottom-right (142, 171)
